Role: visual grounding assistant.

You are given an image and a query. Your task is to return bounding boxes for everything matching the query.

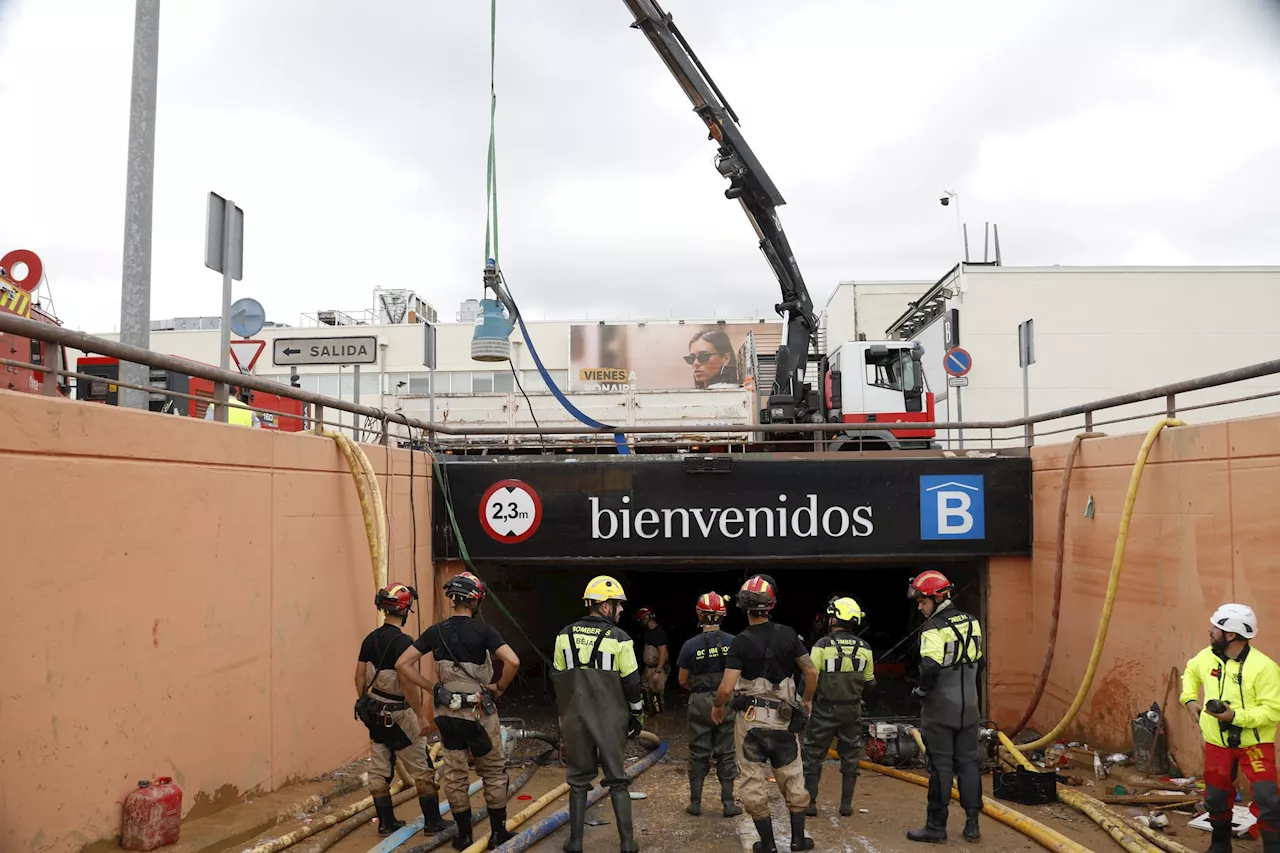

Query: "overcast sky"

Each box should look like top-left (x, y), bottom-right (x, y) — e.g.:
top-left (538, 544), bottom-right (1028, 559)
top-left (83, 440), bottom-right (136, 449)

top-left (2, 0), bottom-right (1278, 333)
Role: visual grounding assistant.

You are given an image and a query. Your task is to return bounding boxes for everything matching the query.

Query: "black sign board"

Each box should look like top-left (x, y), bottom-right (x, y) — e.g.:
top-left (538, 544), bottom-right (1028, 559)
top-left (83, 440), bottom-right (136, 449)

top-left (432, 455), bottom-right (1031, 566)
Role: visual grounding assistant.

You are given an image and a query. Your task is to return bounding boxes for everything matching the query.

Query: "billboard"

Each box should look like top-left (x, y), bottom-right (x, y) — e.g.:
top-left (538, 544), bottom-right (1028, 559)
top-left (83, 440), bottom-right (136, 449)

top-left (569, 322), bottom-right (767, 392)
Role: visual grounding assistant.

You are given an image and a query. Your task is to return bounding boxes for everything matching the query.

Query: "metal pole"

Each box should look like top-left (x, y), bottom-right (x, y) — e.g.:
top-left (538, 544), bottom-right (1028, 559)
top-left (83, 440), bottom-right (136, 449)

top-left (1023, 361), bottom-right (1031, 448)
top-left (353, 364), bottom-right (361, 441)
top-left (214, 197), bottom-right (234, 422)
top-left (118, 0), bottom-right (161, 411)
top-left (956, 385), bottom-right (965, 450)
top-left (428, 364), bottom-right (436, 444)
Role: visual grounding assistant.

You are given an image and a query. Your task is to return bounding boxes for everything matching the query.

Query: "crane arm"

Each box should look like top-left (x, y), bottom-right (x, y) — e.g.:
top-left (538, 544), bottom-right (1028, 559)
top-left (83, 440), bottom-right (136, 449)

top-left (622, 0), bottom-right (820, 426)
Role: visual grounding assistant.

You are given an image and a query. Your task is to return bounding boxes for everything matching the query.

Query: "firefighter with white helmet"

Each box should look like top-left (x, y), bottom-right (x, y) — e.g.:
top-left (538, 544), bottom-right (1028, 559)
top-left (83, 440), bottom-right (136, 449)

top-left (552, 575), bottom-right (645, 853)
top-left (354, 584), bottom-right (451, 837)
top-left (1182, 603), bottom-right (1280, 853)
top-left (676, 592), bottom-right (742, 818)
top-left (711, 574), bottom-right (818, 853)
top-left (905, 570), bottom-right (984, 844)
top-left (802, 596), bottom-right (874, 818)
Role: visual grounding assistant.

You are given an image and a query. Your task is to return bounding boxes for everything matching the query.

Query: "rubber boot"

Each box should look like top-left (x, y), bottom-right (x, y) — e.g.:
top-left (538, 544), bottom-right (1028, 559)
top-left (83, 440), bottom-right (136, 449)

top-left (374, 796), bottom-right (406, 837)
top-left (721, 778), bottom-right (743, 818)
top-left (563, 790), bottom-right (587, 853)
top-left (839, 775), bottom-right (857, 817)
top-left (610, 786), bottom-right (639, 853)
top-left (963, 808), bottom-right (980, 841)
top-left (686, 773), bottom-right (705, 816)
top-left (905, 809), bottom-right (947, 844)
top-left (789, 811), bottom-right (814, 852)
top-left (488, 807), bottom-right (515, 850)
top-left (451, 810), bottom-right (473, 851)
top-left (1260, 829), bottom-right (1280, 853)
top-left (1205, 818), bottom-right (1233, 853)
top-left (752, 817), bottom-right (778, 853)
top-left (804, 774), bottom-right (819, 817)
top-left (419, 795), bottom-right (454, 834)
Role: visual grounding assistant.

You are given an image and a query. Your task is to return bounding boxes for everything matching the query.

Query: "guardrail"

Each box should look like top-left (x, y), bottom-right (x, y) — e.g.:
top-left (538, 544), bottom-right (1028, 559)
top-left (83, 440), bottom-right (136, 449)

top-left (3, 310), bottom-right (1280, 453)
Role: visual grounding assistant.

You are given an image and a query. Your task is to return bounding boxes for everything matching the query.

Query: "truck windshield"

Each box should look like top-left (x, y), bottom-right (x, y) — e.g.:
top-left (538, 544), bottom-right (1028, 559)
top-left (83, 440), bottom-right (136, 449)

top-left (865, 348), bottom-right (922, 394)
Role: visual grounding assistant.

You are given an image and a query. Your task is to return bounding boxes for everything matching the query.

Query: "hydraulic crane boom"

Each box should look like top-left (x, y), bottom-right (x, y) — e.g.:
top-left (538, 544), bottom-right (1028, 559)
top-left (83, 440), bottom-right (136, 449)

top-left (622, 0), bottom-right (821, 429)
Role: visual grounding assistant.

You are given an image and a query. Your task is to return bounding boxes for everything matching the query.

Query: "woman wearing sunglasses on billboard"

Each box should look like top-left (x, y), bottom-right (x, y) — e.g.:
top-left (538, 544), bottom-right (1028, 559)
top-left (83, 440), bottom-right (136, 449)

top-left (686, 328), bottom-right (741, 389)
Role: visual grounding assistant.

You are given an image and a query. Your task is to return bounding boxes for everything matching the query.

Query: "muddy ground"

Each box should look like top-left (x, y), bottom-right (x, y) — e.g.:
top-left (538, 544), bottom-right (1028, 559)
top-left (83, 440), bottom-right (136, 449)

top-left (222, 699), bottom-right (1258, 853)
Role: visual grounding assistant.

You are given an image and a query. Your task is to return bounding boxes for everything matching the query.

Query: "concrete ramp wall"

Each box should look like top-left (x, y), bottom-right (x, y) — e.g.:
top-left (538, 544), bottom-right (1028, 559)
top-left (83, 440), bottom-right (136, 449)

top-left (0, 390), bottom-right (432, 853)
top-left (989, 413), bottom-right (1280, 774)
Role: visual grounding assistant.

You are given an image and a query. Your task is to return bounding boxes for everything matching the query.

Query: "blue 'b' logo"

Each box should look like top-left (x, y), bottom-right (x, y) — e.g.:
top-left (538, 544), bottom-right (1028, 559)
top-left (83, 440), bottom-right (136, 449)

top-left (920, 475), bottom-right (986, 540)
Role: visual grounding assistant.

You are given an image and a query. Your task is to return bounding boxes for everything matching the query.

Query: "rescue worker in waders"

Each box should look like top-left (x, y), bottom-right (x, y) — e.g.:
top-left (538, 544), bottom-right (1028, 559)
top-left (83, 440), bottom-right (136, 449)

top-left (553, 575), bottom-right (645, 853)
top-left (675, 592), bottom-right (742, 818)
top-left (906, 570), bottom-right (984, 844)
top-left (636, 607), bottom-right (669, 715)
top-left (354, 584), bottom-right (450, 837)
top-left (802, 596), bottom-right (874, 818)
top-left (395, 572), bottom-right (520, 851)
top-left (712, 575), bottom-right (818, 853)
top-left (1181, 603), bottom-right (1280, 853)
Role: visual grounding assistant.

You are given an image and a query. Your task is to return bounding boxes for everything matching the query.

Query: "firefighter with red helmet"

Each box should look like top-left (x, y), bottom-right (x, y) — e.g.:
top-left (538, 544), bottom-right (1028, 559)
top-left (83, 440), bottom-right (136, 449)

top-left (635, 607), bottom-right (670, 715)
top-left (395, 571), bottom-right (520, 850)
top-left (905, 570), bottom-right (984, 844)
top-left (355, 583), bottom-right (450, 837)
top-left (712, 575), bottom-right (819, 853)
top-left (676, 592), bottom-right (743, 818)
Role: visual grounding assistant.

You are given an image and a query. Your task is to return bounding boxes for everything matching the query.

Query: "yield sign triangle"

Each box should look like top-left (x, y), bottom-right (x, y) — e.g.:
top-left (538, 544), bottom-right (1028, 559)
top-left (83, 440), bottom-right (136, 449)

top-left (229, 339), bottom-right (266, 374)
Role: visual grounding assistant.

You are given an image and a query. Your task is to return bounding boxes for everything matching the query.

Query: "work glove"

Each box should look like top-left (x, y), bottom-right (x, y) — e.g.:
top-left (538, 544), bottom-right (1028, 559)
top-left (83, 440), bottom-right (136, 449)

top-left (627, 713), bottom-right (644, 740)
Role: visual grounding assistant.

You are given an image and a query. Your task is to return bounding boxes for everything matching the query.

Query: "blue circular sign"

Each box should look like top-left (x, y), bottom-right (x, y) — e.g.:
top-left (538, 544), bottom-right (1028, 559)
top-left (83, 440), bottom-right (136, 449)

top-left (943, 347), bottom-right (972, 377)
top-left (230, 297), bottom-right (266, 338)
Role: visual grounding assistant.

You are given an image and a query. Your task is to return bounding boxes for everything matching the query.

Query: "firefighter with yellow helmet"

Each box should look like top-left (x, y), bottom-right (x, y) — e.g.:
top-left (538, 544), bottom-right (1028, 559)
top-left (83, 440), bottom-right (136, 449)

top-left (552, 575), bottom-right (645, 853)
top-left (802, 596), bottom-right (874, 818)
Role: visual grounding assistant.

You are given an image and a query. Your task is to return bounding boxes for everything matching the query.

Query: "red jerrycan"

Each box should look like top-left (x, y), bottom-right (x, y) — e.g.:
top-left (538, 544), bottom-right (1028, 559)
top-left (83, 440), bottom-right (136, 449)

top-left (121, 777), bottom-right (183, 850)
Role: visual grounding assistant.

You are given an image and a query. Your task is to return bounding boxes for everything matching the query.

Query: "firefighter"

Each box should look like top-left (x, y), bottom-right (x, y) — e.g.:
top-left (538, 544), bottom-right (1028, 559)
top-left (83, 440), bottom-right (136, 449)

top-left (711, 575), bottom-right (818, 853)
top-left (1181, 603), bottom-right (1280, 853)
top-left (636, 607), bottom-right (669, 715)
top-left (395, 572), bottom-right (520, 851)
top-left (204, 387), bottom-right (261, 427)
top-left (905, 570), bottom-right (984, 844)
top-left (354, 584), bottom-right (450, 837)
top-left (675, 592), bottom-right (742, 818)
top-left (552, 575), bottom-right (646, 853)
top-left (802, 596), bottom-right (874, 818)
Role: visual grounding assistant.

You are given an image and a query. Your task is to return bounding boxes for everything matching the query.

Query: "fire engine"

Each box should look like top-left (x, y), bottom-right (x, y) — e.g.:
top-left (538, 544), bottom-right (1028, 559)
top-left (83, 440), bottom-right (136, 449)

top-left (0, 250), bottom-right (69, 397)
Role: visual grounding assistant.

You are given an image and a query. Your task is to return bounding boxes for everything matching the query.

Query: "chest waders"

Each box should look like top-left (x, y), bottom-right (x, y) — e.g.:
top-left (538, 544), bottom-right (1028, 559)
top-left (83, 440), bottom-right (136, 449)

top-left (803, 634), bottom-right (869, 817)
top-left (685, 630), bottom-right (742, 817)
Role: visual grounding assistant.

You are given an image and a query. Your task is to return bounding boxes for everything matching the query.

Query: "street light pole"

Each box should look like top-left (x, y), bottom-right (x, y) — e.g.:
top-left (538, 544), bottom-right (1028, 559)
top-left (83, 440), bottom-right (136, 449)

top-left (118, 0), bottom-right (161, 410)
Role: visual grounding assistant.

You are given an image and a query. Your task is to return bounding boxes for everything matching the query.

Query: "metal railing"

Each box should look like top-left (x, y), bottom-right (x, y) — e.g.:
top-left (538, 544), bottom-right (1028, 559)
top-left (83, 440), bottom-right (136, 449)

top-left (4, 310), bottom-right (1280, 453)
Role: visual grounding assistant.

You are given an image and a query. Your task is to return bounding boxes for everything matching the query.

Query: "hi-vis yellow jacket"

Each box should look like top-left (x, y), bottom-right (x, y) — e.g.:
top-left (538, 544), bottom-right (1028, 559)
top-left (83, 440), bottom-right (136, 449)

top-left (1181, 645), bottom-right (1280, 748)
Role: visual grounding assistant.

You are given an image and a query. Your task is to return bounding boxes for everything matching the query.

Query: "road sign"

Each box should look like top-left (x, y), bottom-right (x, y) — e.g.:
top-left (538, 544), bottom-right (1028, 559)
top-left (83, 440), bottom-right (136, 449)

top-left (479, 479), bottom-right (543, 543)
top-left (229, 340), bottom-right (266, 373)
top-left (1018, 319), bottom-right (1036, 367)
top-left (943, 347), bottom-right (972, 377)
top-left (948, 376), bottom-right (969, 388)
top-left (204, 193), bottom-right (244, 281)
top-left (272, 335), bottom-right (379, 366)
top-left (230, 297), bottom-right (266, 338)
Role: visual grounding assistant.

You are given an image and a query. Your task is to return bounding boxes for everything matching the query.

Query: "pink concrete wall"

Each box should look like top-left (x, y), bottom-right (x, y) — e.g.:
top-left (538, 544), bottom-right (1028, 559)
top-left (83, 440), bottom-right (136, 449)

top-left (0, 390), bottom-right (434, 853)
top-left (988, 413), bottom-right (1280, 774)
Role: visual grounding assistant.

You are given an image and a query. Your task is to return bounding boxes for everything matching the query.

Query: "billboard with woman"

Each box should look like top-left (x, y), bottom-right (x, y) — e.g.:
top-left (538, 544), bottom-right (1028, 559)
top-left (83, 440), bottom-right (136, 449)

top-left (569, 321), bottom-right (771, 392)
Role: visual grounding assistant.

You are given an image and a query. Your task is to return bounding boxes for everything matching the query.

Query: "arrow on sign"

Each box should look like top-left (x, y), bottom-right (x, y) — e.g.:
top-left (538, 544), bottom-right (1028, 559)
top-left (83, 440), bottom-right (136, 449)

top-left (282, 347), bottom-right (300, 356)
top-left (229, 340), bottom-right (266, 374)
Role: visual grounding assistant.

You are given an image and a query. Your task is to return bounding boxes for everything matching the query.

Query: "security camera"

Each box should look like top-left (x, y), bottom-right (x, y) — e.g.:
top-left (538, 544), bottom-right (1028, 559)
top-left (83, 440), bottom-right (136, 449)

top-left (939, 196), bottom-right (950, 207)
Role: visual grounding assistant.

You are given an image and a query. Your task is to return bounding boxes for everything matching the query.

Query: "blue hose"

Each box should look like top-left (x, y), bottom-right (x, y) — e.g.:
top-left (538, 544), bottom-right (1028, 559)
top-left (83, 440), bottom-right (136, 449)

top-left (513, 311), bottom-right (630, 455)
top-left (488, 740), bottom-right (669, 853)
top-left (365, 779), bottom-right (483, 853)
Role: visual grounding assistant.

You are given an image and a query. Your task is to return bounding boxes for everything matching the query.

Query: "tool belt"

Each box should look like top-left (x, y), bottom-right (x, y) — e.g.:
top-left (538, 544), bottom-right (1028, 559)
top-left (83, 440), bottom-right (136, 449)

top-left (354, 695), bottom-right (413, 751)
top-left (434, 683), bottom-right (496, 716)
top-left (730, 695), bottom-right (809, 733)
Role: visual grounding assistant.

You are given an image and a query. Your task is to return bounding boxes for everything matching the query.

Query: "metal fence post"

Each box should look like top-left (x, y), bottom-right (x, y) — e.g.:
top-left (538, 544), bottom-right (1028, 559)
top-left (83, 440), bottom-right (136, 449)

top-left (1166, 394), bottom-right (1177, 418)
top-left (313, 404), bottom-right (324, 435)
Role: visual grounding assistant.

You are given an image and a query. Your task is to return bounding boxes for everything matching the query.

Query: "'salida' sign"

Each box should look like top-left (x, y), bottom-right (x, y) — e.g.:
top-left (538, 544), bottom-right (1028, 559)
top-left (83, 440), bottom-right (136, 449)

top-left (434, 456), bottom-right (1031, 565)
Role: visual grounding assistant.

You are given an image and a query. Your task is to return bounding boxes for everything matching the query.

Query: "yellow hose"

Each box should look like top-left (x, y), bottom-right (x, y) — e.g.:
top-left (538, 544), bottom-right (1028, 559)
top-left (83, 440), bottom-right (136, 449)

top-left (324, 431), bottom-right (389, 625)
top-left (997, 733), bottom-right (1163, 853)
top-left (909, 726), bottom-right (927, 758)
top-left (859, 760), bottom-right (1096, 853)
top-left (1015, 418), bottom-right (1185, 752)
top-left (461, 777), bottom-right (569, 853)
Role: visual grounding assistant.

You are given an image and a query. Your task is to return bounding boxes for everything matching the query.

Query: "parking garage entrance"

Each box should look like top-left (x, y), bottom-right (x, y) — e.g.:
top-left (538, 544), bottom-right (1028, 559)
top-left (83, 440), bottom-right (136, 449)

top-left (432, 454), bottom-right (1029, 719)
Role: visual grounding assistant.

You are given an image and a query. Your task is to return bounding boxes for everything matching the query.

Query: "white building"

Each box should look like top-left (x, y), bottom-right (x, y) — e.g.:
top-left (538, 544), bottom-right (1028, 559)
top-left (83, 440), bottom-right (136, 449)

top-left (87, 265), bottom-right (1280, 448)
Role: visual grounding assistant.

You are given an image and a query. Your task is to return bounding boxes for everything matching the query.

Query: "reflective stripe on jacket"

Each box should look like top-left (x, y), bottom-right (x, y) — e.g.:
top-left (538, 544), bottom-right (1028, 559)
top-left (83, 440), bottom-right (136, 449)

top-left (811, 630), bottom-right (874, 705)
top-left (1181, 645), bottom-right (1280, 748)
top-left (553, 615), bottom-right (643, 713)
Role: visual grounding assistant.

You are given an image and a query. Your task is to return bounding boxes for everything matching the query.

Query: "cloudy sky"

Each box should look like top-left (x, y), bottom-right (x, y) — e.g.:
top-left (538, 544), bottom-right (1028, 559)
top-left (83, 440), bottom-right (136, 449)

top-left (2, 0), bottom-right (1278, 334)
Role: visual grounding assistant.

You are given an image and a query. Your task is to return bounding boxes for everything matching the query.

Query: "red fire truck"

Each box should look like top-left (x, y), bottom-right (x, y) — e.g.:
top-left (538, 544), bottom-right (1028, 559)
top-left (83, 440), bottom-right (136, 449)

top-left (0, 250), bottom-right (69, 397)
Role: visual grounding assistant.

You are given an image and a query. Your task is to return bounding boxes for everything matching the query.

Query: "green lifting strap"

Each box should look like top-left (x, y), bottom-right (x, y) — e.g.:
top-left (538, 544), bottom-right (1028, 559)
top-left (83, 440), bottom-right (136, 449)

top-left (483, 0), bottom-right (500, 266)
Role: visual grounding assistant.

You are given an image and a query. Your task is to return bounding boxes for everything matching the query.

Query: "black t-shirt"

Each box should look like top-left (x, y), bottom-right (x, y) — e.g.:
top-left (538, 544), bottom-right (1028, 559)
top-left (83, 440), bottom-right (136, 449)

top-left (414, 616), bottom-right (506, 665)
top-left (359, 623), bottom-right (414, 671)
top-left (644, 625), bottom-right (669, 649)
top-left (726, 621), bottom-right (807, 683)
